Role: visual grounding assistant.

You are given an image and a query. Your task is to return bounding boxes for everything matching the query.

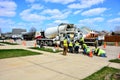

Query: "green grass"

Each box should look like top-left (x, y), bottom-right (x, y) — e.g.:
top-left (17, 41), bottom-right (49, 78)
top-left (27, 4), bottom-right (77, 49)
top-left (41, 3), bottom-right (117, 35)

top-left (105, 42), bottom-right (120, 46)
top-left (0, 49), bottom-right (42, 59)
top-left (83, 66), bottom-right (120, 80)
top-left (0, 42), bottom-right (18, 45)
top-left (30, 47), bottom-right (62, 53)
top-left (109, 59), bottom-right (120, 63)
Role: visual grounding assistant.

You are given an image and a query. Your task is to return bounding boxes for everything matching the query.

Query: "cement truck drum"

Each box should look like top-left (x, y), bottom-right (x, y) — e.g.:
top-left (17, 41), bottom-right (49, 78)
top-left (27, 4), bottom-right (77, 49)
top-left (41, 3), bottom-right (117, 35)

top-left (45, 25), bottom-right (67, 39)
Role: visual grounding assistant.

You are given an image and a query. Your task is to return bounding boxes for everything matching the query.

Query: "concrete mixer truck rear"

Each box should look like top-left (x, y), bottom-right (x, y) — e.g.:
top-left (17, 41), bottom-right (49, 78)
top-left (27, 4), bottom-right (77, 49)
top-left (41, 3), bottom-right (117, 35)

top-left (36, 23), bottom-right (78, 47)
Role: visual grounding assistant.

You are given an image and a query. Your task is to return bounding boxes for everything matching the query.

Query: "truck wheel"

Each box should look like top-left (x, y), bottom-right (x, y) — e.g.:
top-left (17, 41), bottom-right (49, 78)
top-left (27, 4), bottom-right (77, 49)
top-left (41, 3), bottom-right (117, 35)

top-left (41, 41), bottom-right (44, 45)
top-left (60, 42), bottom-right (63, 48)
top-left (48, 41), bottom-right (53, 46)
top-left (45, 41), bottom-right (48, 46)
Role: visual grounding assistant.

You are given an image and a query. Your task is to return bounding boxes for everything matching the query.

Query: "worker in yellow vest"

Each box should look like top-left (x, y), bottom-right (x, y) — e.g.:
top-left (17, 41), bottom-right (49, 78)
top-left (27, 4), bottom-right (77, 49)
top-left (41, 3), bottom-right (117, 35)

top-left (63, 37), bottom-right (68, 55)
top-left (80, 36), bottom-right (84, 49)
top-left (74, 40), bottom-right (80, 53)
top-left (94, 48), bottom-right (107, 57)
top-left (68, 41), bottom-right (73, 53)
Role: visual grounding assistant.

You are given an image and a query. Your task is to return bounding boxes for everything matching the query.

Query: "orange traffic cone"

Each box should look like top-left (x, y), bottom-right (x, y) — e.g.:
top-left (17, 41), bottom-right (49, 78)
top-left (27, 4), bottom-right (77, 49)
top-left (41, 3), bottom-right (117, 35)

top-left (115, 42), bottom-right (118, 46)
top-left (103, 42), bottom-right (106, 48)
top-left (56, 44), bottom-right (59, 50)
top-left (34, 42), bottom-right (36, 47)
top-left (22, 40), bottom-right (26, 46)
top-left (118, 53), bottom-right (120, 59)
top-left (89, 51), bottom-right (93, 57)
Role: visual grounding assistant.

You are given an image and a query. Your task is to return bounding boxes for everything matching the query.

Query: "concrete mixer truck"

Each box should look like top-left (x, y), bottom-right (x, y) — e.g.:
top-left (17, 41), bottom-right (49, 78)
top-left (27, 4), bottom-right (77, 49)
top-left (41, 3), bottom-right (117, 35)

top-left (36, 23), bottom-right (81, 47)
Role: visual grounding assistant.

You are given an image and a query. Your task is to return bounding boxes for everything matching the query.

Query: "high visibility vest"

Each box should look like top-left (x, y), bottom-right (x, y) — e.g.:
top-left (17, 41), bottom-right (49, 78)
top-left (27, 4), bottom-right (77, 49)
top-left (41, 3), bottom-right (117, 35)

top-left (98, 49), bottom-right (105, 56)
top-left (75, 42), bottom-right (79, 46)
top-left (63, 39), bottom-right (68, 47)
top-left (86, 47), bottom-right (90, 53)
top-left (95, 48), bottom-right (99, 53)
top-left (83, 44), bottom-right (87, 49)
top-left (69, 42), bottom-right (73, 47)
top-left (80, 37), bottom-right (84, 43)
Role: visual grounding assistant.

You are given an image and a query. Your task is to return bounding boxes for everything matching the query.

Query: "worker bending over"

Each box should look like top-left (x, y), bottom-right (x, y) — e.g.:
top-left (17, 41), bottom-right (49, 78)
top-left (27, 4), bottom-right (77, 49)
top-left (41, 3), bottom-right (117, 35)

top-left (80, 36), bottom-right (84, 49)
top-left (82, 43), bottom-right (90, 55)
top-left (83, 47), bottom-right (91, 55)
top-left (94, 48), bottom-right (107, 57)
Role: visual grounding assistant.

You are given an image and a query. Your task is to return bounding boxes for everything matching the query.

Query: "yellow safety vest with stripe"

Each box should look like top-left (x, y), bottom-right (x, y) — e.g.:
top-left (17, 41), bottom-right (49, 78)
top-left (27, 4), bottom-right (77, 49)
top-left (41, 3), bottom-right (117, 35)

top-left (75, 42), bottom-right (79, 47)
top-left (69, 42), bottom-right (73, 47)
top-left (86, 47), bottom-right (90, 53)
top-left (83, 43), bottom-right (87, 49)
top-left (80, 37), bottom-right (84, 43)
top-left (63, 39), bottom-right (68, 47)
top-left (98, 49), bottom-right (105, 56)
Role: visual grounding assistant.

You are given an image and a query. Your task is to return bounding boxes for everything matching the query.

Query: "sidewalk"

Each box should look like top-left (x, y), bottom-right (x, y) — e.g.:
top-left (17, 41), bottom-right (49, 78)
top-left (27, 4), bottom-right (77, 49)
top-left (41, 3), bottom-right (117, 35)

top-left (0, 45), bottom-right (119, 80)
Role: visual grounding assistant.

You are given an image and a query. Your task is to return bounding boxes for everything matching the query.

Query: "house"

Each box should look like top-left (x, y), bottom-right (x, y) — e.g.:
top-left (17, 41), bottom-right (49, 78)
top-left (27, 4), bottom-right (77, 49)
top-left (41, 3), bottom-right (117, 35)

top-left (12, 28), bottom-right (26, 39)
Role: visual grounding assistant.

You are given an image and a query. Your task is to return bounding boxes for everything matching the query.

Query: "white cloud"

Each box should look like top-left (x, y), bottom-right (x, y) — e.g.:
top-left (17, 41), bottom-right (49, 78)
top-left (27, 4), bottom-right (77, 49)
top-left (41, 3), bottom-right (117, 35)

top-left (20, 3), bottom-right (45, 22)
top-left (0, 18), bottom-right (15, 32)
top-left (41, 9), bottom-right (71, 19)
top-left (79, 17), bottom-right (104, 24)
top-left (118, 12), bottom-right (120, 15)
top-left (20, 9), bottom-right (46, 22)
top-left (44, 0), bottom-right (75, 4)
top-left (53, 20), bottom-right (69, 24)
top-left (20, 5), bottom-right (71, 23)
top-left (0, 18), bottom-right (14, 25)
top-left (73, 10), bottom-right (82, 15)
top-left (26, 0), bottom-right (36, 3)
top-left (0, 0), bottom-right (17, 17)
top-left (46, 20), bottom-right (69, 28)
top-left (107, 18), bottom-right (120, 23)
top-left (68, 0), bottom-right (104, 9)
top-left (81, 8), bottom-right (107, 16)
top-left (42, 9), bottom-right (61, 15)
top-left (31, 4), bottom-right (44, 10)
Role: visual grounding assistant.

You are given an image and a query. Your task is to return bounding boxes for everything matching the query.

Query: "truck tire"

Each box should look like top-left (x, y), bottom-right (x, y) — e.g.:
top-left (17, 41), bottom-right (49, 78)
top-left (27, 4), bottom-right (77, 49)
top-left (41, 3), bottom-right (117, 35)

top-left (45, 41), bottom-right (48, 46)
top-left (48, 41), bottom-right (53, 46)
top-left (60, 41), bottom-right (63, 48)
top-left (41, 41), bottom-right (44, 45)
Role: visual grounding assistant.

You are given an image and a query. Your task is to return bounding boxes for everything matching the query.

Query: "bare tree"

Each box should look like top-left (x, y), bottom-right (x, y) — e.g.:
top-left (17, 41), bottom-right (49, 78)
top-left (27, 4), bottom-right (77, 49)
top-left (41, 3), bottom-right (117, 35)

top-left (29, 27), bottom-right (37, 32)
top-left (0, 28), bottom-right (1, 34)
top-left (114, 26), bottom-right (120, 32)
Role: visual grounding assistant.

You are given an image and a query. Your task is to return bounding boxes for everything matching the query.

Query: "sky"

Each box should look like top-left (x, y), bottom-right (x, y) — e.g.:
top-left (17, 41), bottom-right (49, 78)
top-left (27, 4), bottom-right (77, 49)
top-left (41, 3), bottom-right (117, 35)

top-left (0, 0), bottom-right (120, 33)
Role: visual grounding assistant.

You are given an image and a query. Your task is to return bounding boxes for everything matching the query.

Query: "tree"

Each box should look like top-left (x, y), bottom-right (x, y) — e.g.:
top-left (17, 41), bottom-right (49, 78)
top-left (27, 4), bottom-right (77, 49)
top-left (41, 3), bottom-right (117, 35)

top-left (0, 28), bottom-right (1, 34)
top-left (29, 27), bottom-right (37, 32)
top-left (114, 26), bottom-right (120, 32)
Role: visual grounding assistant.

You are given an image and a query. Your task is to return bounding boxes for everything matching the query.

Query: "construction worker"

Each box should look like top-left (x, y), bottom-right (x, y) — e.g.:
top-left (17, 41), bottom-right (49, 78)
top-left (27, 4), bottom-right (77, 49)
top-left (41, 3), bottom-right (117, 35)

top-left (68, 41), bottom-right (73, 53)
top-left (63, 37), bottom-right (68, 55)
top-left (74, 40), bottom-right (79, 53)
top-left (82, 43), bottom-right (88, 50)
top-left (94, 48), bottom-right (106, 57)
top-left (80, 36), bottom-right (84, 49)
top-left (94, 47), bottom-right (99, 56)
top-left (83, 47), bottom-right (90, 55)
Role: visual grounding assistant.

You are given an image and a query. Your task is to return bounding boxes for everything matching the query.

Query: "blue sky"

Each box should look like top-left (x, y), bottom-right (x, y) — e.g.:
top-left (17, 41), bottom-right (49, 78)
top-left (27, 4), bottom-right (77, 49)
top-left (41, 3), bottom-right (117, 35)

top-left (0, 0), bottom-right (120, 33)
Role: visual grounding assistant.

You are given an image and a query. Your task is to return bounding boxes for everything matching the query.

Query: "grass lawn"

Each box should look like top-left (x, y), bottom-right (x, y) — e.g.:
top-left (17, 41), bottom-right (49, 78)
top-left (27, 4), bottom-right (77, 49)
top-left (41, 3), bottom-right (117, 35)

top-left (105, 42), bottom-right (120, 46)
top-left (109, 59), bottom-right (120, 63)
top-left (0, 49), bottom-right (42, 59)
top-left (0, 42), bottom-right (18, 45)
top-left (83, 66), bottom-right (120, 80)
top-left (30, 47), bottom-right (62, 53)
